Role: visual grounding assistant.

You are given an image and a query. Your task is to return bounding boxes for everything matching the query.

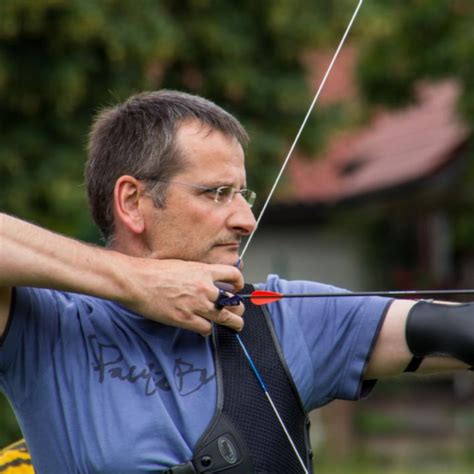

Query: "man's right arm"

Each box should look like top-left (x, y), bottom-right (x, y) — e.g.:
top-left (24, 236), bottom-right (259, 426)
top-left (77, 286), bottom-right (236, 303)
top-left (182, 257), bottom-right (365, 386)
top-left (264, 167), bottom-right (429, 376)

top-left (0, 213), bottom-right (244, 338)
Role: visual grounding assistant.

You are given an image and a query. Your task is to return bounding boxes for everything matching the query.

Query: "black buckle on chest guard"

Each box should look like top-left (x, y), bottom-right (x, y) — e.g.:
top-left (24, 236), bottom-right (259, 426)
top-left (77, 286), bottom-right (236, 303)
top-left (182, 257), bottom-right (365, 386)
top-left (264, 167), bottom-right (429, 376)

top-left (165, 415), bottom-right (252, 473)
top-left (192, 414), bottom-right (254, 473)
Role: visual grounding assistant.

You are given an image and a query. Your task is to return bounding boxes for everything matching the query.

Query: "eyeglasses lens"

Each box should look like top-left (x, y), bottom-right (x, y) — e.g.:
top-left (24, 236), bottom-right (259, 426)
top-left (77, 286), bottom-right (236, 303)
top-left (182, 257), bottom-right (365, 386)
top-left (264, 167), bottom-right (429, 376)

top-left (215, 187), bottom-right (256, 207)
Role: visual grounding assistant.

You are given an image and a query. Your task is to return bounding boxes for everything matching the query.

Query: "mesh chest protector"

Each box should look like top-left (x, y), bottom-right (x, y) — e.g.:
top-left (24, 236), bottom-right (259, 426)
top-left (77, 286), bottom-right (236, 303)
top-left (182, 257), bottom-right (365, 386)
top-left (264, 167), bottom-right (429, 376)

top-left (167, 284), bottom-right (313, 474)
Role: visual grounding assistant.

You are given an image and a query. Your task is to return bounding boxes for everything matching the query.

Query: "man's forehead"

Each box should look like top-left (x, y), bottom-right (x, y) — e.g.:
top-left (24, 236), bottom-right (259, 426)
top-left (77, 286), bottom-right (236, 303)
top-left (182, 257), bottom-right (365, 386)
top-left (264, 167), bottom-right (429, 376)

top-left (175, 119), bottom-right (229, 142)
top-left (175, 120), bottom-right (245, 165)
top-left (176, 121), bottom-right (246, 187)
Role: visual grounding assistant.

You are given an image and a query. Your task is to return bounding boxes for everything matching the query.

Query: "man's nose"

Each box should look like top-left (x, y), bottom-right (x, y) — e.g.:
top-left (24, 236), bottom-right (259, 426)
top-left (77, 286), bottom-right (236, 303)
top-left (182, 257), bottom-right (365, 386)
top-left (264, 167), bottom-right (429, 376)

top-left (228, 195), bottom-right (257, 235)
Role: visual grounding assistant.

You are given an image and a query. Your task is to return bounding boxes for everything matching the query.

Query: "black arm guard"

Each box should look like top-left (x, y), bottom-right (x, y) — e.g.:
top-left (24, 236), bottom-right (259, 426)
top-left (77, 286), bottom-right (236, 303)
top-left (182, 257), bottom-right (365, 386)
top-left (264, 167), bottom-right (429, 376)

top-left (406, 301), bottom-right (474, 366)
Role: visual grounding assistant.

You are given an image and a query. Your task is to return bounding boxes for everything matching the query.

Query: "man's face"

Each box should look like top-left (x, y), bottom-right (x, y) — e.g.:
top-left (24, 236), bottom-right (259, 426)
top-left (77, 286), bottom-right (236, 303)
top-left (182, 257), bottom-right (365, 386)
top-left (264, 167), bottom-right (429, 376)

top-left (144, 120), bottom-right (256, 265)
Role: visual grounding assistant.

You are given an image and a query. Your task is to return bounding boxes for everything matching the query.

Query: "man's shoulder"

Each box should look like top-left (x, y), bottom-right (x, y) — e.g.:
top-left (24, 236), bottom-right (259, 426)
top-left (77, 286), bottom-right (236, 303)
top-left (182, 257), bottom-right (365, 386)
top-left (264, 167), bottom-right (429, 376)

top-left (256, 274), bottom-right (346, 293)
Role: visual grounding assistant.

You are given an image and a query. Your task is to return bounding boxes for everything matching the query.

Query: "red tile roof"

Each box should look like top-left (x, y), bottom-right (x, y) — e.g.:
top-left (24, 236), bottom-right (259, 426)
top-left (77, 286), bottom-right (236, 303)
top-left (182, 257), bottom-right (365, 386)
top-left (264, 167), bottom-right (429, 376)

top-left (286, 81), bottom-right (469, 204)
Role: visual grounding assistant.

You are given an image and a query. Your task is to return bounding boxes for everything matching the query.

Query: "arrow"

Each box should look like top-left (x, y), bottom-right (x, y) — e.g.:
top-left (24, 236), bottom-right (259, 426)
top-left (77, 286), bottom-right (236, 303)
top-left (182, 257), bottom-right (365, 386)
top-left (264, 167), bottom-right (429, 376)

top-left (217, 289), bottom-right (474, 307)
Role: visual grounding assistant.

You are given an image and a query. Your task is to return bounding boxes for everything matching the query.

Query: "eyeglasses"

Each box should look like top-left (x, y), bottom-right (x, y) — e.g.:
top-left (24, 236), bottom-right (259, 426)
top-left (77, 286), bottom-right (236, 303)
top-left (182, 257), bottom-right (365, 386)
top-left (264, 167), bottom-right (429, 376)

top-left (145, 179), bottom-right (256, 208)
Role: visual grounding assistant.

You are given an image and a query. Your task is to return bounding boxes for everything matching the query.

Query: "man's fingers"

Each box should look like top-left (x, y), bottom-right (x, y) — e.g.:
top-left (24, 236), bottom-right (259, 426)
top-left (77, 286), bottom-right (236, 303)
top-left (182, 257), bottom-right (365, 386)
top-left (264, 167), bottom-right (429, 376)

top-left (191, 308), bottom-right (244, 335)
top-left (195, 302), bottom-right (245, 332)
top-left (214, 308), bottom-right (244, 332)
top-left (229, 302), bottom-right (245, 317)
top-left (180, 307), bottom-right (244, 335)
top-left (180, 317), bottom-right (213, 337)
top-left (191, 311), bottom-right (243, 336)
top-left (210, 265), bottom-right (244, 291)
top-left (214, 281), bottom-right (235, 293)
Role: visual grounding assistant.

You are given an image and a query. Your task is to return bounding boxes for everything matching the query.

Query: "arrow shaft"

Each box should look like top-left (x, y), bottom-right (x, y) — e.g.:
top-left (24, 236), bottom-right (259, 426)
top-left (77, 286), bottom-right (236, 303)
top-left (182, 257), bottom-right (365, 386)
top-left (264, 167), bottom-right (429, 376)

top-left (243, 289), bottom-right (474, 300)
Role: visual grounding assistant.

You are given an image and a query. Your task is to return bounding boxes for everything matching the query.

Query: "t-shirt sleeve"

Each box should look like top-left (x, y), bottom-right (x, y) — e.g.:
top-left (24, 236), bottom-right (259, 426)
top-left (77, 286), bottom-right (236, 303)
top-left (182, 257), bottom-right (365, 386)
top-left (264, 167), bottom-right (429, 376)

top-left (0, 287), bottom-right (69, 402)
top-left (261, 275), bottom-right (392, 411)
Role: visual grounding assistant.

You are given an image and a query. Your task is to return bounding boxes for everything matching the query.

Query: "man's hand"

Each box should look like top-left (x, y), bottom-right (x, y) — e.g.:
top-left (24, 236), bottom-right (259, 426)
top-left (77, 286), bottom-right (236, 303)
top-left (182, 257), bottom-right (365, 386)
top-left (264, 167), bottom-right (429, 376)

top-left (115, 257), bottom-right (245, 336)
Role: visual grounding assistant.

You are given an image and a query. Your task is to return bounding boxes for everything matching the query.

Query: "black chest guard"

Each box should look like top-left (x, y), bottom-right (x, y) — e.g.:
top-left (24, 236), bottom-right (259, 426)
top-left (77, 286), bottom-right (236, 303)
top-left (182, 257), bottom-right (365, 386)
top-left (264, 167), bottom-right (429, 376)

top-left (167, 284), bottom-right (313, 473)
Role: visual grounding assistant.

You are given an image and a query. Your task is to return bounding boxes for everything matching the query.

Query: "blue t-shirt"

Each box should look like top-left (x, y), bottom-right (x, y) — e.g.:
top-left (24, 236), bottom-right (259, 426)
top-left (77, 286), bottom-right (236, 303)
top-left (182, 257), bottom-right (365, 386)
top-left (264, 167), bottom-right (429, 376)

top-left (0, 275), bottom-right (391, 473)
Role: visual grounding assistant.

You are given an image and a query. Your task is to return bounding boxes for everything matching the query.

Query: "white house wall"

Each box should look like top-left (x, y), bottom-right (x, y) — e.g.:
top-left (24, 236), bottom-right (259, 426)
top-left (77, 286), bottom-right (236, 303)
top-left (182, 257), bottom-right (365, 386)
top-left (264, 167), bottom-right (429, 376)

top-left (242, 226), bottom-right (370, 291)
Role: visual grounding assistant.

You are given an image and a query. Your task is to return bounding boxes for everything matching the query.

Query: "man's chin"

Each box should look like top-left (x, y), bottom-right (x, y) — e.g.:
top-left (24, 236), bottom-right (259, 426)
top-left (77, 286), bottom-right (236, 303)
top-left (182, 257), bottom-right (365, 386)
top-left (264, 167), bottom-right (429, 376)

top-left (205, 247), bottom-right (241, 266)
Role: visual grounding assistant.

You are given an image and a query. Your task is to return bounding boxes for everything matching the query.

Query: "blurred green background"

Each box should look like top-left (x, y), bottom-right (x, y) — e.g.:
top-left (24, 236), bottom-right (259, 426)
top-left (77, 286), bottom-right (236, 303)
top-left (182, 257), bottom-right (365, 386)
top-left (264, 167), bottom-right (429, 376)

top-left (1, 0), bottom-right (474, 471)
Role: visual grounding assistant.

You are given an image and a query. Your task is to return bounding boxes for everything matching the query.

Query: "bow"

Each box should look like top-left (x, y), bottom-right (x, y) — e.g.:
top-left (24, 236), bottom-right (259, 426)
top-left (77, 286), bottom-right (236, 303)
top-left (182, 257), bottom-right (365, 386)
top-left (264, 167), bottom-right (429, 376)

top-left (220, 2), bottom-right (367, 472)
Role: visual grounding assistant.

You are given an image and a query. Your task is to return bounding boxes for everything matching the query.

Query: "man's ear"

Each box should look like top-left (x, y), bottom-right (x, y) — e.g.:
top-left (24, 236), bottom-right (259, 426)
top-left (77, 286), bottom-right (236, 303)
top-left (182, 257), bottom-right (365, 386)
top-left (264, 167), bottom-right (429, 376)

top-left (113, 175), bottom-right (147, 235)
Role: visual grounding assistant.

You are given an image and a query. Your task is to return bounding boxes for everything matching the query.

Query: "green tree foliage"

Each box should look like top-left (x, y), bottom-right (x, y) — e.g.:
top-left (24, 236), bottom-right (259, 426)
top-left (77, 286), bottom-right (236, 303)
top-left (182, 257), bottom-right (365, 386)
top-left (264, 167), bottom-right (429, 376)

top-left (0, 0), bottom-right (361, 241)
top-left (0, 0), bottom-right (179, 240)
top-left (358, 0), bottom-right (474, 118)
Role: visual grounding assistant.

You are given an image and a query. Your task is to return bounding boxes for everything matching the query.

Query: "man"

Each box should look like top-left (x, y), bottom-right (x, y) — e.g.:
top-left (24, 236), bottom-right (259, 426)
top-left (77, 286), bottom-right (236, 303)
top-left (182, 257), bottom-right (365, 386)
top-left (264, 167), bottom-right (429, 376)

top-left (0, 90), bottom-right (472, 473)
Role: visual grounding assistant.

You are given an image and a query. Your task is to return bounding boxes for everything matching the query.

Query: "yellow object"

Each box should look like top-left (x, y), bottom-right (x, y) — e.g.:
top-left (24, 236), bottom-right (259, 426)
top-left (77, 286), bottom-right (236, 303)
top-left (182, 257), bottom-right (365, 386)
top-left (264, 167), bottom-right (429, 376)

top-left (0, 439), bottom-right (34, 473)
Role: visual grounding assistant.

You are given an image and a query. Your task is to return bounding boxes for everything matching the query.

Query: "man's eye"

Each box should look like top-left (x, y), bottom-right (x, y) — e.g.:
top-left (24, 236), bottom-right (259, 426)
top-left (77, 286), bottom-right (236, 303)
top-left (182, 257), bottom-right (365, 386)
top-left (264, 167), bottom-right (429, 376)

top-left (217, 187), bottom-right (233, 198)
top-left (202, 186), bottom-right (234, 204)
top-left (204, 188), bottom-right (218, 197)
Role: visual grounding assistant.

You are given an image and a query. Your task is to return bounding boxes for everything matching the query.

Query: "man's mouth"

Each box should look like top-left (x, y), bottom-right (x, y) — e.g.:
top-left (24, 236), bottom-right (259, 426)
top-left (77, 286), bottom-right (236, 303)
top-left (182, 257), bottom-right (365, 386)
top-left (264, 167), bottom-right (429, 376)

top-left (214, 241), bottom-right (241, 248)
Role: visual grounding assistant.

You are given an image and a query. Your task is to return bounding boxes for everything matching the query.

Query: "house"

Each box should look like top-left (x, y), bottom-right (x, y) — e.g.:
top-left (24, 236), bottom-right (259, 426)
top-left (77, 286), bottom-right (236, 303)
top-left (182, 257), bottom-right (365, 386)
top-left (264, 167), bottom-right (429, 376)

top-left (244, 72), bottom-right (471, 292)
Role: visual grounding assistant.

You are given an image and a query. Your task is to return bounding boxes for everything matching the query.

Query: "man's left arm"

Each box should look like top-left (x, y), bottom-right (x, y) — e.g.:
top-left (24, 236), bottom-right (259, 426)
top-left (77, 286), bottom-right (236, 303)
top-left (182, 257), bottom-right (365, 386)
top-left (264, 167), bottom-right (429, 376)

top-left (364, 299), bottom-right (471, 379)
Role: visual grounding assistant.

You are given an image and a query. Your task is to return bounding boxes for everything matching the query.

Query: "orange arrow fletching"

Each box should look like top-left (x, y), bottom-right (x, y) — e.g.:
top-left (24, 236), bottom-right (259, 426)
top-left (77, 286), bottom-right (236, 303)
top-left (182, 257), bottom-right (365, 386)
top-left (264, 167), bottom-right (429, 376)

top-left (250, 290), bottom-right (283, 305)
